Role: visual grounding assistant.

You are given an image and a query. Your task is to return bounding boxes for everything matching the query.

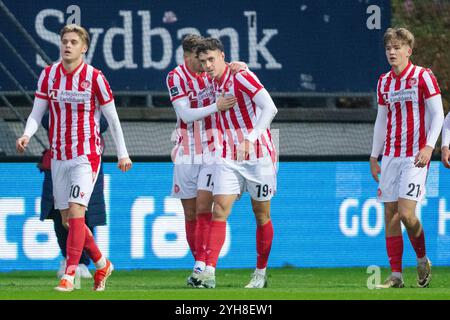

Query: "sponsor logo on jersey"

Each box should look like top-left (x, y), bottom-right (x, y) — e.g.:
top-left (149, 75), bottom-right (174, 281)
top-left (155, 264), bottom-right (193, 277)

top-left (51, 90), bottom-right (91, 103)
top-left (49, 89), bottom-right (58, 100)
top-left (388, 88), bottom-right (417, 104)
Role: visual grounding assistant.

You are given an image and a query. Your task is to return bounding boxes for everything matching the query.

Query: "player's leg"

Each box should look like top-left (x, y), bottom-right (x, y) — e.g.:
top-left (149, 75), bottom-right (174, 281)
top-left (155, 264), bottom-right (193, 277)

top-left (196, 194), bottom-right (237, 289)
top-left (194, 164), bottom-right (215, 274)
top-left (398, 198), bottom-right (431, 287)
top-left (172, 163), bottom-right (201, 262)
top-left (374, 156), bottom-right (405, 289)
top-left (376, 201), bottom-right (405, 288)
top-left (196, 163), bottom-right (242, 288)
top-left (398, 157), bottom-right (431, 287)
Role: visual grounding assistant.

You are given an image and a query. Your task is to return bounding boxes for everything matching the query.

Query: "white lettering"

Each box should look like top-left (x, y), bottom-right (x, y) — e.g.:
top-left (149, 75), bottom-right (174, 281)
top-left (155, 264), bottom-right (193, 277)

top-left (361, 199), bottom-right (383, 237)
top-left (35, 9), bottom-right (64, 67)
top-left (103, 11), bottom-right (138, 70)
top-left (152, 197), bottom-right (188, 258)
top-left (131, 197), bottom-right (155, 258)
top-left (244, 11), bottom-right (281, 69)
top-left (139, 11), bottom-right (172, 70)
top-left (85, 28), bottom-right (104, 65)
top-left (439, 198), bottom-right (450, 235)
top-left (0, 198), bottom-right (25, 259)
top-left (339, 198), bottom-right (359, 237)
top-left (366, 265), bottom-right (381, 289)
top-left (22, 197), bottom-right (59, 260)
top-left (66, 5), bottom-right (81, 25)
top-left (366, 5), bottom-right (381, 30)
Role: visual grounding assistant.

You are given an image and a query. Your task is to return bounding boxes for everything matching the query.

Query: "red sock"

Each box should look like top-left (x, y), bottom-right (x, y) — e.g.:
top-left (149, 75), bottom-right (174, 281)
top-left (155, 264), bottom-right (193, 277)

top-left (409, 230), bottom-right (426, 259)
top-left (386, 235), bottom-right (403, 272)
top-left (185, 219), bottom-right (197, 260)
top-left (66, 217), bottom-right (86, 276)
top-left (257, 220), bottom-right (274, 269)
top-left (83, 225), bottom-right (102, 263)
top-left (195, 212), bottom-right (212, 263)
top-left (205, 220), bottom-right (227, 267)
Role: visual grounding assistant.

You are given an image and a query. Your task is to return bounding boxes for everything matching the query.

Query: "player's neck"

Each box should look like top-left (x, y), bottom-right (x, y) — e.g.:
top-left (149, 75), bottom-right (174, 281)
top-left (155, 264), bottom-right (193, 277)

top-left (62, 58), bottom-right (83, 74)
top-left (392, 60), bottom-right (410, 76)
top-left (215, 65), bottom-right (228, 83)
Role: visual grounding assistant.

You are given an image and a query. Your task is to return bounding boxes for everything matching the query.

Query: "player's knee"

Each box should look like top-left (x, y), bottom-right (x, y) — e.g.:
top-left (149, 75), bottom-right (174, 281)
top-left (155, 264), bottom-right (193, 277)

top-left (253, 210), bottom-right (271, 226)
top-left (399, 213), bottom-right (417, 229)
top-left (212, 203), bottom-right (229, 220)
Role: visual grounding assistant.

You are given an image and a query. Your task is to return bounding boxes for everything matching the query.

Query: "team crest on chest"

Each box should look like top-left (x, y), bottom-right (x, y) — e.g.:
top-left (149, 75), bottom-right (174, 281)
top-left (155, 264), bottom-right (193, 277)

top-left (80, 80), bottom-right (91, 89)
top-left (407, 78), bottom-right (417, 87)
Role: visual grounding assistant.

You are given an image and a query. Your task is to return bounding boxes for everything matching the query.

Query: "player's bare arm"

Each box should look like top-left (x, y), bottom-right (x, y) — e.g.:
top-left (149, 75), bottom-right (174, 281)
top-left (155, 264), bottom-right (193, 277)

top-left (369, 157), bottom-right (381, 183)
top-left (441, 146), bottom-right (450, 169)
top-left (118, 157), bottom-right (132, 172)
top-left (16, 135), bottom-right (30, 154)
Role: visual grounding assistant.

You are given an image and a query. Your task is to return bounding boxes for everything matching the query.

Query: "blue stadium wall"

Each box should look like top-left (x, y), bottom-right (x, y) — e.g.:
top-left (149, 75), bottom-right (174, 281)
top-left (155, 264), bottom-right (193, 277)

top-left (1, 161), bottom-right (450, 271)
top-left (0, 0), bottom-right (390, 93)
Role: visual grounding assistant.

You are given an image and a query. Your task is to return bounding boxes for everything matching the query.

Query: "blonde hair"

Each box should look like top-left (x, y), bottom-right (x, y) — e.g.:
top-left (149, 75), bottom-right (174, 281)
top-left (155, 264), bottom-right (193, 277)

top-left (383, 27), bottom-right (415, 48)
top-left (60, 24), bottom-right (90, 49)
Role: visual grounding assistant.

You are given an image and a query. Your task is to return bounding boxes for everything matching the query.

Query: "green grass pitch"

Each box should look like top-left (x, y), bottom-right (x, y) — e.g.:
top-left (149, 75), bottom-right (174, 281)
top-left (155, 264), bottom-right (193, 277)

top-left (1, 267), bottom-right (450, 300)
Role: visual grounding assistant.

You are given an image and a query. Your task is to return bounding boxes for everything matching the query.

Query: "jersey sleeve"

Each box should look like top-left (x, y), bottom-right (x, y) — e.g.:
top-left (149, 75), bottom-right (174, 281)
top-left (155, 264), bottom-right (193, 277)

top-left (166, 70), bottom-right (188, 103)
top-left (93, 70), bottom-right (114, 106)
top-left (420, 68), bottom-right (441, 100)
top-left (376, 75), bottom-right (387, 106)
top-left (234, 70), bottom-right (264, 99)
top-left (35, 68), bottom-right (50, 100)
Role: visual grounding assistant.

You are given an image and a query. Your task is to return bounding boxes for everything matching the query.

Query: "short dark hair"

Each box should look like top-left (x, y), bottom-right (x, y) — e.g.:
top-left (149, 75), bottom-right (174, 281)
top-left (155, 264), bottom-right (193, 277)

top-left (182, 34), bottom-right (204, 53)
top-left (196, 37), bottom-right (224, 56)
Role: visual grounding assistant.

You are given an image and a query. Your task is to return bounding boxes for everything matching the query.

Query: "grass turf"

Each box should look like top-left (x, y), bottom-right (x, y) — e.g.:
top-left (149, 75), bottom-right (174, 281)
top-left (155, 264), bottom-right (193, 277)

top-left (0, 267), bottom-right (449, 300)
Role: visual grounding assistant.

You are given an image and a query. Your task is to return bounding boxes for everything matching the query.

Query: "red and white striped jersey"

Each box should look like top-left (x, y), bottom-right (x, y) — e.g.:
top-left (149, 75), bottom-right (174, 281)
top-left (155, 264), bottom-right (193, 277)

top-left (35, 61), bottom-right (113, 160)
top-left (377, 62), bottom-right (441, 157)
top-left (213, 66), bottom-right (276, 162)
top-left (166, 62), bottom-right (217, 156)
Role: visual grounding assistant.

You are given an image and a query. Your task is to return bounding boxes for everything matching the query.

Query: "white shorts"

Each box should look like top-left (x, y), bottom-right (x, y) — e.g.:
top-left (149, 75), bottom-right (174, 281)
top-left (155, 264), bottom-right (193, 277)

top-left (213, 157), bottom-right (277, 201)
top-left (171, 163), bottom-right (215, 199)
top-left (377, 156), bottom-right (428, 203)
top-left (51, 154), bottom-right (101, 210)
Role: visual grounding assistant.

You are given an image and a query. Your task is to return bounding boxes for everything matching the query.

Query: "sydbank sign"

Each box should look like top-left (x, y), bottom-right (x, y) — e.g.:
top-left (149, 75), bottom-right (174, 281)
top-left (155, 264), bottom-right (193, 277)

top-left (0, 1), bottom-right (390, 93)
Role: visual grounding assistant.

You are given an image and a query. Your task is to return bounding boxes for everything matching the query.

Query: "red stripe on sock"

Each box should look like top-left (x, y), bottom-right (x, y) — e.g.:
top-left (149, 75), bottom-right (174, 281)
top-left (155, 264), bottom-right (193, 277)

top-left (409, 230), bottom-right (426, 259)
top-left (185, 220), bottom-right (197, 260)
top-left (386, 235), bottom-right (403, 273)
top-left (257, 220), bottom-right (274, 269)
top-left (66, 217), bottom-right (86, 276)
top-left (84, 225), bottom-right (102, 263)
top-left (205, 220), bottom-right (227, 268)
top-left (195, 212), bottom-right (212, 263)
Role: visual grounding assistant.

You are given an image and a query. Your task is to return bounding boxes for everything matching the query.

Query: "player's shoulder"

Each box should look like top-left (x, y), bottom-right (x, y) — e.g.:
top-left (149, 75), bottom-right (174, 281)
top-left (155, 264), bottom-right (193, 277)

top-left (378, 71), bottom-right (391, 81)
top-left (166, 65), bottom-right (184, 81)
top-left (233, 68), bottom-right (260, 82)
top-left (415, 65), bottom-right (435, 77)
top-left (88, 64), bottom-right (105, 77)
top-left (40, 62), bottom-right (60, 75)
